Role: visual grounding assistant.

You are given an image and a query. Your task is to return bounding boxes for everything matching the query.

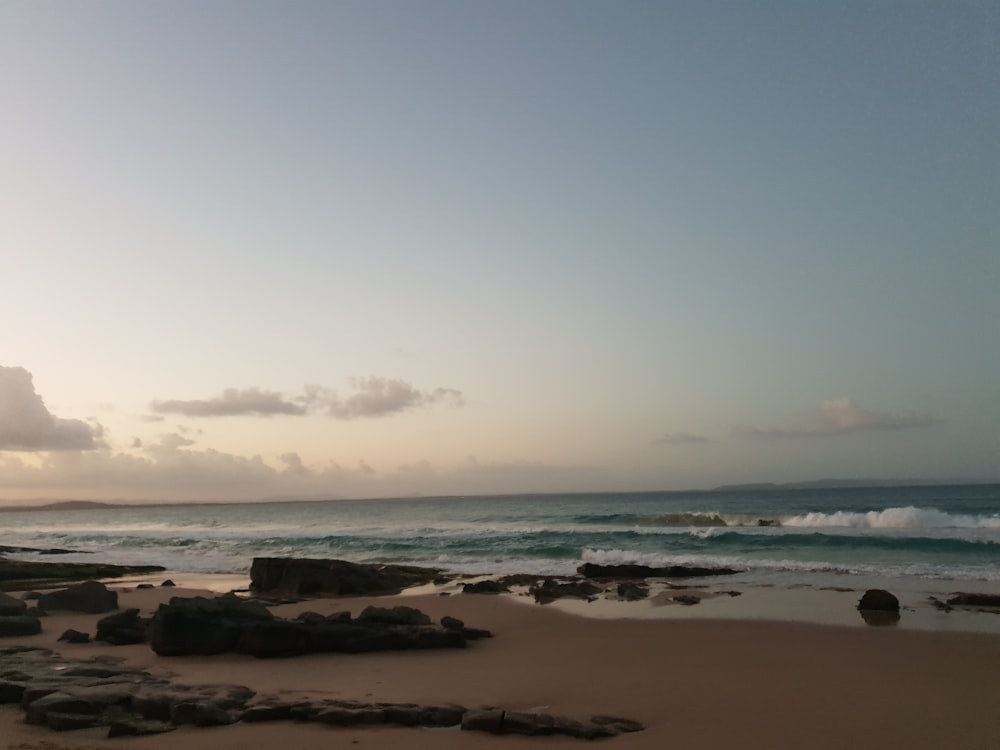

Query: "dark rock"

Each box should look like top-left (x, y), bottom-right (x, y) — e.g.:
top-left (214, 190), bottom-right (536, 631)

top-left (236, 621), bottom-right (311, 658)
top-left (25, 691), bottom-right (99, 724)
top-left (294, 611), bottom-right (326, 625)
top-left (249, 558), bottom-right (437, 597)
top-left (859, 609), bottom-right (901, 627)
top-left (503, 711), bottom-right (555, 736)
top-left (946, 592), bottom-right (1000, 608)
top-left (96, 608), bottom-right (148, 645)
top-left (107, 718), bottom-right (176, 737)
top-left (382, 703), bottom-right (422, 726)
top-left (592, 714), bottom-right (645, 732)
top-left (461, 708), bottom-right (505, 733)
top-left (617, 582), bottom-right (649, 601)
top-left (671, 594), bottom-right (701, 606)
top-left (462, 580), bottom-right (510, 594)
top-left (440, 615), bottom-right (464, 629)
top-left (147, 594), bottom-right (273, 656)
top-left (0, 678), bottom-right (27, 703)
top-left (858, 589), bottom-right (900, 612)
top-left (530, 578), bottom-right (601, 603)
top-left (928, 596), bottom-right (953, 612)
top-left (458, 627), bottom-right (493, 640)
top-left (241, 702), bottom-right (303, 722)
top-left (46, 710), bottom-right (102, 731)
top-left (357, 606), bottom-right (431, 626)
top-left (57, 629), bottom-right (90, 644)
top-left (0, 616), bottom-right (42, 636)
top-left (0, 592), bottom-right (27, 616)
top-left (419, 704), bottom-right (466, 726)
top-left (316, 706), bottom-right (387, 725)
top-left (160, 579), bottom-right (175, 587)
top-left (136, 584), bottom-right (154, 590)
top-left (37, 581), bottom-right (118, 614)
top-left (578, 562), bottom-right (740, 579)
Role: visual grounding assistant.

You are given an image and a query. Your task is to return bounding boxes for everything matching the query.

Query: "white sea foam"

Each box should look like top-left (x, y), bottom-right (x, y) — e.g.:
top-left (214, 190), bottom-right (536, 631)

top-left (783, 506), bottom-right (1000, 530)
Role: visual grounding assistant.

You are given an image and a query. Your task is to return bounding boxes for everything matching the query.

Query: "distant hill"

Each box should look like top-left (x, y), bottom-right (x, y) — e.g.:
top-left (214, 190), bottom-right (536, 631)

top-left (711, 478), bottom-right (993, 492)
top-left (0, 500), bottom-right (120, 512)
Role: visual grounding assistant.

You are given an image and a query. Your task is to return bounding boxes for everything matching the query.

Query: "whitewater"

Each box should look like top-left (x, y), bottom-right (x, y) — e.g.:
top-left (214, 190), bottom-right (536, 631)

top-left (2, 484), bottom-right (998, 593)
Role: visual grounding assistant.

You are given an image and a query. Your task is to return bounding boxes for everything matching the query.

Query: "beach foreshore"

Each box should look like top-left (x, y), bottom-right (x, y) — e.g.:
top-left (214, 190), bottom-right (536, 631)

top-left (3, 576), bottom-right (1000, 750)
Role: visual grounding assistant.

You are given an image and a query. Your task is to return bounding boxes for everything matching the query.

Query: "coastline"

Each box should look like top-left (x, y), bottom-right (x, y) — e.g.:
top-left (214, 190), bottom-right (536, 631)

top-left (3, 574), bottom-right (1000, 749)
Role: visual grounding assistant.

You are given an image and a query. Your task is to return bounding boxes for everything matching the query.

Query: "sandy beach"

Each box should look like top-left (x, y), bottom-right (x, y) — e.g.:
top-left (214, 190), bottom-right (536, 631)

top-left (3, 578), bottom-right (1000, 750)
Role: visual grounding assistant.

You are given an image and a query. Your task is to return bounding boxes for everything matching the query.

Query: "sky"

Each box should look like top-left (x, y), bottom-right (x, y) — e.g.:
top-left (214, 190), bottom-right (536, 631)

top-left (1, 1), bottom-right (997, 504)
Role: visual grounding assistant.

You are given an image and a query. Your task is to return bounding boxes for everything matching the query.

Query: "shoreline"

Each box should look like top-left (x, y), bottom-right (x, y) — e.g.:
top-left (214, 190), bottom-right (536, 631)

top-left (2, 579), bottom-right (1000, 749)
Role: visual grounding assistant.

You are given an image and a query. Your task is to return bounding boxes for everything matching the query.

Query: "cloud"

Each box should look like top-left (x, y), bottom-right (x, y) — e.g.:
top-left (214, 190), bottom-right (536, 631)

top-left (734, 398), bottom-right (940, 439)
top-left (151, 388), bottom-right (307, 417)
top-left (651, 432), bottom-right (711, 445)
top-left (326, 377), bottom-right (464, 419)
top-left (150, 378), bottom-right (465, 420)
top-left (0, 366), bottom-right (103, 451)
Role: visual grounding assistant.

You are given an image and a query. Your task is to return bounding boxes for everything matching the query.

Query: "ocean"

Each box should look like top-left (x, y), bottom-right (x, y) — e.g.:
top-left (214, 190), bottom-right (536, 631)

top-left (2, 484), bottom-right (999, 597)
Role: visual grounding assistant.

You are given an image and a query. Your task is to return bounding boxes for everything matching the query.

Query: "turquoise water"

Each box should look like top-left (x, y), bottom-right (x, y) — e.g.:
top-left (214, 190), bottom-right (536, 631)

top-left (2, 484), bottom-right (999, 588)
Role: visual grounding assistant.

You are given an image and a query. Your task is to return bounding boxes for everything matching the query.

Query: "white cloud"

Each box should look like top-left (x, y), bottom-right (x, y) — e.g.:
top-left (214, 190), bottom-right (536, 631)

top-left (734, 398), bottom-right (940, 439)
top-left (149, 378), bottom-right (465, 420)
top-left (0, 366), bottom-right (104, 451)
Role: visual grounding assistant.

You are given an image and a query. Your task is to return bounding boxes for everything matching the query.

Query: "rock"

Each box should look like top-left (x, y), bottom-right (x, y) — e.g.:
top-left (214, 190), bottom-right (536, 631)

top-left (0, 592), bottom-right (27, 616)
top-left (671, 594), bottom-right (701, 605)
top-left (592, 714), bottom-right (645, 732)
top-left (357, 606), bottom-right (431, 626)
top-left (503, 711), bottom-right (555, 736)
top-left (316, 706), bottom-right (387, 725)
top-left (37, 581), bottom-right (118, 614)
top-left (160, 579), bottom-right (175, 587)
top-left (420, 704), bottom-right (466, 726)
top-left (45, 710), bottom-right (102, 731)
top-left (0, 678), bottom-right (27, 703)
top-left (136, 584), bottom-right (155, 590)
top-left (858, 589), bottom-right (900, 612)
top-left (578, 562), bottom-right (740, 578)
top-left (382, 703), bottom-right (422, 725)
top-left (462, 580), bottom-right (510, 594)
top-left (0, 616), bottom-right (42, 636)
top-left (617, 582), bottom-right (649, 601)
top-left (25, 691), bottom-right (99, 724)
top-left (249, 558), bottom-right (437, 597)
top-left (945, 593), bottom-right (1000, 608)
top-left (96, 608), bottom-right (148, 645)
top-left (107, 718), bottom-right (176, 737)
top-left (461, 708), bottom-right (505, 733)
top-left (235, 621), bottom-right (312, 658)
top-left (530, 578), bottom-right (601, 602)
top-left (57, 629), bottom-right (90, 644)
top-left (440, 615), bottom-right (464, 629)
top-left (147, 594), bottom-right (273, 656)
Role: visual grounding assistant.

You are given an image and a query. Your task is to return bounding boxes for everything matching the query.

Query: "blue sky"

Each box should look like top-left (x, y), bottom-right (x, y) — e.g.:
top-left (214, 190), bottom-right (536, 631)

top-left (1, 1), bottom-right (997, 502)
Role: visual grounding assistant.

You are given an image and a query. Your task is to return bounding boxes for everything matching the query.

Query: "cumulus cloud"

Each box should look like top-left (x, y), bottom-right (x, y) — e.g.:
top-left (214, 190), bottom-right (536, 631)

top-left (651, 432), bottom-right (711, 445)
top-left (326, 377), bottom-right (464, 419)
top-left (151, 388), bottom-right (307, 417)
top-left (734, 398), bottom-right (940, 439)
top-left (0, 366), bottom-right (103, 451)
top-left (150, 378), bottom-right (464, 420)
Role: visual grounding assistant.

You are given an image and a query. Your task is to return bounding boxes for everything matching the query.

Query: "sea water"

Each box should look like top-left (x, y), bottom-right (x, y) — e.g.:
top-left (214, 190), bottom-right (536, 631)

top-left (2, 484), bottom-right (998, 597)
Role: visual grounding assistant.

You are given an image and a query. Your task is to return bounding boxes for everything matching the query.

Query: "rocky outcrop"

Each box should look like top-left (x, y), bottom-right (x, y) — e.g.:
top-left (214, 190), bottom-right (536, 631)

top-left (462, 580), bottom-right (511, 594)
top-left (249, 558), bottom-right (438, 597)
top-left (38, 581), bottom-right (118, 614)
top-left (96, 609), bottom-right (150, 645)
top-left (1, 645), bottom-right (642, 740)
top-left (0, 559), bottom-right (164, 590)
top-left (945, 593), bottom-right (1000, 608)
top-left (148, 595), bottom-right (488, 658)
top-left (578, 563), bottom-right (740, 579)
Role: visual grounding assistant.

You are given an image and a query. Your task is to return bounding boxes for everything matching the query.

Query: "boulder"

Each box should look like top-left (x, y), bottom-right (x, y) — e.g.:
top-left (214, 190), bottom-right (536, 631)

top-left (95, 608), bottom-right (149, 645)
top-left (249, 558), bottom-right (437, 597)
top-left (530, 578), bottom-right (601, 603)
top-left (147, 594), bottom-right (273, 656)
top-left (37, 581), bottom-right (118, 614)
top-left (617, 582), bottom-right (649, 601)
top-left (57, 629), bottom-right (90, 644)
top-left (0, 592), bottom-right (27, 616)
top-left (857, 589), bottom-right (900, 612)
top-left (578, 563), bottom-right (740, 579)
top-left (461, 708), bottom-right (505, 733)
top-left (0, 616), bottom-right (42, 637)
top-left (357, 606), bottom-right (431, 626)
